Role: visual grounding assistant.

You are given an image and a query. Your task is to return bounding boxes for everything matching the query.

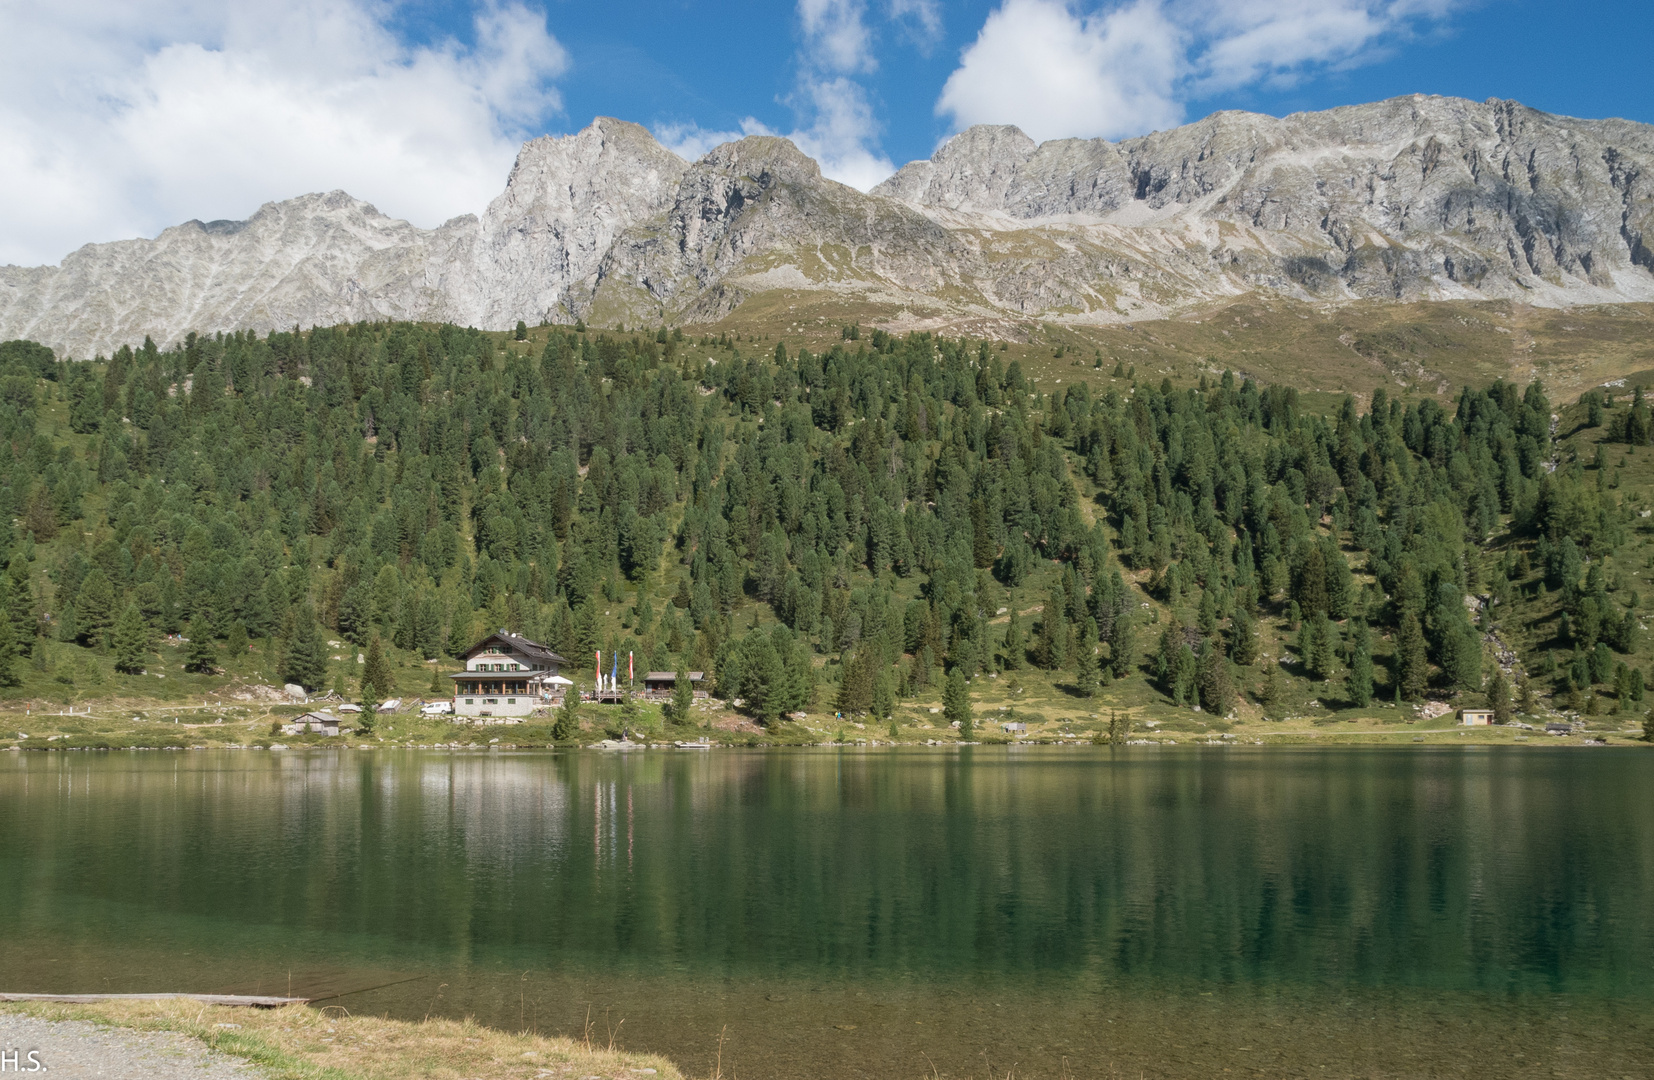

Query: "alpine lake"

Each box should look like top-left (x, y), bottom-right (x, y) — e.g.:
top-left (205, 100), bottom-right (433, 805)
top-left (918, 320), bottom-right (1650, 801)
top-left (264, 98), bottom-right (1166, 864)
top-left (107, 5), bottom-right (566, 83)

top-left (2, 745), bottom-right (1650, 1079)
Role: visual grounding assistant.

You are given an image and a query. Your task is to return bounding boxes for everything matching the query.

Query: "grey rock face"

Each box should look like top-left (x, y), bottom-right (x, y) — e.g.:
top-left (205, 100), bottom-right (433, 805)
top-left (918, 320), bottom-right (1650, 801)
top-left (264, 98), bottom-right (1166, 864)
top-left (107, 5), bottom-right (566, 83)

top-left (876, 96), bottom-right (1654, 304)
top-left (7, 96), bottom-right (1654, 357)
top-left (0, 192), bottom-right (482, 358)
top-left (475, 117), bottom-right (688, 327)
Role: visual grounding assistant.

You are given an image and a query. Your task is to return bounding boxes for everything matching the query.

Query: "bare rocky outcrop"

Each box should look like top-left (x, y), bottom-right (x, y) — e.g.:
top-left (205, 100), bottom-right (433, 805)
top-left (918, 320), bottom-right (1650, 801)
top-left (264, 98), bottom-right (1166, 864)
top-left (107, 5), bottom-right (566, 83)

top-left (7, 95), bottom-right (1654, 357)
top-left (474, 117), bottom-right (688, 327)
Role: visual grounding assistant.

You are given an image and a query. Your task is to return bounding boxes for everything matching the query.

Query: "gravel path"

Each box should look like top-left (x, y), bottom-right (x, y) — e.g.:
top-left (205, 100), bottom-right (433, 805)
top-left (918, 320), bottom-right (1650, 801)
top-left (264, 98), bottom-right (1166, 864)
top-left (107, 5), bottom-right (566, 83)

top-left (0, 1013), bottom-right (269, 1078)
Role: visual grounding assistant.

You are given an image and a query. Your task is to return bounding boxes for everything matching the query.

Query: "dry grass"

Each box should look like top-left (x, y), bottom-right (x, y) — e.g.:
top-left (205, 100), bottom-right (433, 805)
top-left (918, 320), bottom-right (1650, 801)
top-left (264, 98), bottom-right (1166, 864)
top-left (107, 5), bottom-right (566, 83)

top-left (0, 999), bottom-right (682, 1080)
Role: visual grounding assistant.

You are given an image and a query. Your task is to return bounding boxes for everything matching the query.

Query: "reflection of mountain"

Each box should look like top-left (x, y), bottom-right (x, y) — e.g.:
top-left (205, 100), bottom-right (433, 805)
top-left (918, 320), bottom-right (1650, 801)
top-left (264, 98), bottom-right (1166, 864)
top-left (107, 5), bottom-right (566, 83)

top-left (9, 96), bottom-right (1654, 357)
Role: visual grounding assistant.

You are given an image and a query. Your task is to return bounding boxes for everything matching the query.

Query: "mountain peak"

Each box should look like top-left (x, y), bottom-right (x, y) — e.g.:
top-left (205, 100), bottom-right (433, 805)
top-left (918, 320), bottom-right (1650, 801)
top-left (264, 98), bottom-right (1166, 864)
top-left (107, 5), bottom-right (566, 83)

top-left (8, 95), bottom-right (1654, 357)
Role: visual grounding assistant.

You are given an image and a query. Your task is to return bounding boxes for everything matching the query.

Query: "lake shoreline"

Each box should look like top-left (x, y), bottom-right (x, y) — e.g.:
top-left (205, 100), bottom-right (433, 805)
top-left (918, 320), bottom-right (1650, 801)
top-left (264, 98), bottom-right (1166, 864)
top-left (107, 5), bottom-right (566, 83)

top-left (0, 999), bottom-right (682, 1080)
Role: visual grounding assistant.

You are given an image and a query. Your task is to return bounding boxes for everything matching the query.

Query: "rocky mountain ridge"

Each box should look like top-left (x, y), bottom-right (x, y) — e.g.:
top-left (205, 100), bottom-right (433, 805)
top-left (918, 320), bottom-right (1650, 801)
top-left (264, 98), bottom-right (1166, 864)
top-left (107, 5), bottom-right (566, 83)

top-left (6, 95), bottom-right (1654, 357)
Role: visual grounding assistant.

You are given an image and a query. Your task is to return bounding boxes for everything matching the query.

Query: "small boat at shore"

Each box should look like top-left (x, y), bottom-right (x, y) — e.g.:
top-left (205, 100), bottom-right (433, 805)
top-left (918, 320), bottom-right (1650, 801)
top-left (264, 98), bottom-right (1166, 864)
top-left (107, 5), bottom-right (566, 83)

top-left (674, 740), bottom-right (713, 749)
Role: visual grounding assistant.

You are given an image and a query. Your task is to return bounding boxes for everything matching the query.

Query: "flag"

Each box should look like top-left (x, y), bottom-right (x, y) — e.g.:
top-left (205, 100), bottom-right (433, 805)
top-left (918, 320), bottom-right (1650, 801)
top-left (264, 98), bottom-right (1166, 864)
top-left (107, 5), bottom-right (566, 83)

top-left (628, 652), bottom-right (634, 684)
top-left (596, 651), bottom-right (600, 691)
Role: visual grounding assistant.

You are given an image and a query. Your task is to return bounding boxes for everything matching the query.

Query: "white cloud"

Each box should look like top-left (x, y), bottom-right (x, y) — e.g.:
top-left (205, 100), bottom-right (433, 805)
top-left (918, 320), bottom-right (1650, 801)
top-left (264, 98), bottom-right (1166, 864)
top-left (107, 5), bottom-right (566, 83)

top-left (654, 118), bottom-right (775, 162)
top-left (652, 0), bottom-right (907, 193)
top-left (887, 0), bottom-right (944, 50)
top-left (937, 0), bottom-right (1458, 144)
top-left (785, 77), bottom-right (898, 192)
top-left (787, 1), bottom-right (896, 189)
top-left (799, 0), bottom-right (875, 74)
top-left (1191, 0), bottom-right (1410, 92)
top-left (0, 0), bottom-right (567, 267)
top-left (655, 81), bottom-right (896, 194)
top-left (937, 0), bottom-right (1184, 143)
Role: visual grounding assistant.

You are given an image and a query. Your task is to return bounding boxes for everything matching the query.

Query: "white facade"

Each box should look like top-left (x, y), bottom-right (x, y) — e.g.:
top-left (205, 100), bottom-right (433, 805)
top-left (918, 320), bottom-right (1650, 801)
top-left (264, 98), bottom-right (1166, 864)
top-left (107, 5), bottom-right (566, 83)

top-left (450, 632), bottom-right (567, 719)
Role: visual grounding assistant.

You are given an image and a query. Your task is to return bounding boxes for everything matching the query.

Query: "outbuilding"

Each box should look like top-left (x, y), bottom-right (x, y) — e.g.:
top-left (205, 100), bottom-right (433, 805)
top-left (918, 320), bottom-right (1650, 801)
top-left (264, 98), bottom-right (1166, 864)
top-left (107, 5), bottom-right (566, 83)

top-left (641, 671), bottom-right (706, 698)
top-left (282, 711), bottom-right (342, 736)
top-left (1458, 709), bottom-right (1496, 726)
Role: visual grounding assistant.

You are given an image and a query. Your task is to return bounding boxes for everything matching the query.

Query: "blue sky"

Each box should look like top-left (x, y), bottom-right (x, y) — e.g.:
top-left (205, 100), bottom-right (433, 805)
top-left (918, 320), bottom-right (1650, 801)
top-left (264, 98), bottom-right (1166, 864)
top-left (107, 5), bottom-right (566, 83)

top-left (2, 0), bottom-right (1652, 266)
top-left (408, 0), bottom-right (1654, 173)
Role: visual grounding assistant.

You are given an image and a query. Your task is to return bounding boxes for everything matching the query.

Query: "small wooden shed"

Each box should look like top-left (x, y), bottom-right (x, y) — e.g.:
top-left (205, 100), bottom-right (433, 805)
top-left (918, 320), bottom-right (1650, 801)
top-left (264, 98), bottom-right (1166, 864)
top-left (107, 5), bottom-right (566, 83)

top-left (641, 672), bottom-right (706, 697)
top-left (282, 711), bottom-right (342, 736)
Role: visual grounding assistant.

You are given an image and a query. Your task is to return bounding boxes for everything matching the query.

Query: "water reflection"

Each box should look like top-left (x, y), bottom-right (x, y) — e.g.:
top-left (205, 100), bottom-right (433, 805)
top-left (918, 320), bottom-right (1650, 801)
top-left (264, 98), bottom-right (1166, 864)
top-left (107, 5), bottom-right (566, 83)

top-left (2, 747), bottom-right (1650, 1077)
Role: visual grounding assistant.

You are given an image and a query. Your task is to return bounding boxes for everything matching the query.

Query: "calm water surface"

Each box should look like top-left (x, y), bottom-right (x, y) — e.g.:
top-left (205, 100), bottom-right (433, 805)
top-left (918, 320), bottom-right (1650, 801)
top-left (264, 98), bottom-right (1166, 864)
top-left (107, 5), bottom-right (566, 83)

top-left (2, 747), bottom-right (1651, 1078)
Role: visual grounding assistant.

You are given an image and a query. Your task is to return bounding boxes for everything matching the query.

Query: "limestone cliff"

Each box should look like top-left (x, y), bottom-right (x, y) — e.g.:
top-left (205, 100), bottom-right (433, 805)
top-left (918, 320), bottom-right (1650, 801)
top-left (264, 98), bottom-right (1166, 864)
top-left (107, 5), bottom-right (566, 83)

top-left (7, 96), bottom-right (1654, 356)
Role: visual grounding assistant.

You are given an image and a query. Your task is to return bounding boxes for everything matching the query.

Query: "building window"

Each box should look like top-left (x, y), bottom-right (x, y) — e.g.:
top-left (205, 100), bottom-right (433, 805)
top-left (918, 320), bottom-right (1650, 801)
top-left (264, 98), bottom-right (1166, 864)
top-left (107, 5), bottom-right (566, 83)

top-left (485, 698), bottom-right (498, 704)
top-left (507, 698), bottom-right (516, 704)
top-left (465, 699), bottom-right (474, 705)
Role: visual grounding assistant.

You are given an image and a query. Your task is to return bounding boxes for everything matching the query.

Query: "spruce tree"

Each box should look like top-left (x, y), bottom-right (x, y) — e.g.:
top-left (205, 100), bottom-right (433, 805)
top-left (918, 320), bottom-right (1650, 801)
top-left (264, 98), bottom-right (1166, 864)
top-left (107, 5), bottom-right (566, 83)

top-left (1488, 667), bottom-right (1512, 725)
top-left (1517, 672), bottom-right (1536, 715)
top-left (282, 604), bottom-right (329, 692)
top-left (1074, 617), bottom-right (1100, 696)
top-left (871, 668), bottom-right (895, 718)
top-left (1347, 640), bottom-right (1374, 708)
top-left (183, 619), bottom-right (217, 674)
top-left (361, 634), bottom-right (393, 706)
top-left (0, 615), bottom-right (19, 688)
top-left (1197, 641), bottom-right (1233, 716)
top-left (1032, 599), bottom-right (1065, 670)
top-left (1110, 613), bottom-right (1136, 679)
top-left (225, 622), bottom-right (249, 659)
top-left (1308, 612), bottom-right (1336, 681)
top-left (1258, 663), bottom-right (1282, 719)
top-left (552, 688), bottom-right (581, 741)
top-left (1198, 589), bottom-right (1217, 636)
top-left (1075, 640), bottom-right (1099, 698)
top-left (111, 603), bottom-right (148, 674)
top-left (1154, 625), bottom-right (1180, 686)
top-left (6, 560), bottom-right (33, 657)
top-left (55, 605), bottom-right (79, 645)
top-left (1171, 644), bottom-right (1198, 706)
top-left (1001, 606), bottom-right (1024, 669)
top-left (1396, 610), bottom-right (1429, 701)
top-left (77, 568), bottom-right (116, 647)
top-left (671, 667), bottom-right (694, 724)
top-left (836, 647), bottom-right (874, 715)
top-left (1229, 605), bottom-right (1258, 665)
top-left (944, 667), bottom-right (972, 738)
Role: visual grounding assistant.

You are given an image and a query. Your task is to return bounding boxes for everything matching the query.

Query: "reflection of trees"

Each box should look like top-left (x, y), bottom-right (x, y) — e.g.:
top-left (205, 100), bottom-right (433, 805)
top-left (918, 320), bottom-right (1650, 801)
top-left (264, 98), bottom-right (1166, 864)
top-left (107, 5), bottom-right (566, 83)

top-left (2, 750), bottom-right (1649, 996)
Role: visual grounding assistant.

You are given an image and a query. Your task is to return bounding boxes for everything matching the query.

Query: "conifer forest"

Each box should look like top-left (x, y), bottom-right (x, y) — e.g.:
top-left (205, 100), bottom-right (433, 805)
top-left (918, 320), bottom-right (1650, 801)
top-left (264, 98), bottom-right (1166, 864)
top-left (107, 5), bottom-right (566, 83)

top-left (0, 319), bottom-right (1650, 744)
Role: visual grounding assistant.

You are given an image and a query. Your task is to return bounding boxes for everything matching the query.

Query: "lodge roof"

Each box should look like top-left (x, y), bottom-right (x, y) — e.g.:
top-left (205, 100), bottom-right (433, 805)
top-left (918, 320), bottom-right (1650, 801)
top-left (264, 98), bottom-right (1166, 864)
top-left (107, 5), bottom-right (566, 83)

top-left (462, 630), bottom-right (567, 667)
top-left (643, 671), bottom-right (705, 681)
